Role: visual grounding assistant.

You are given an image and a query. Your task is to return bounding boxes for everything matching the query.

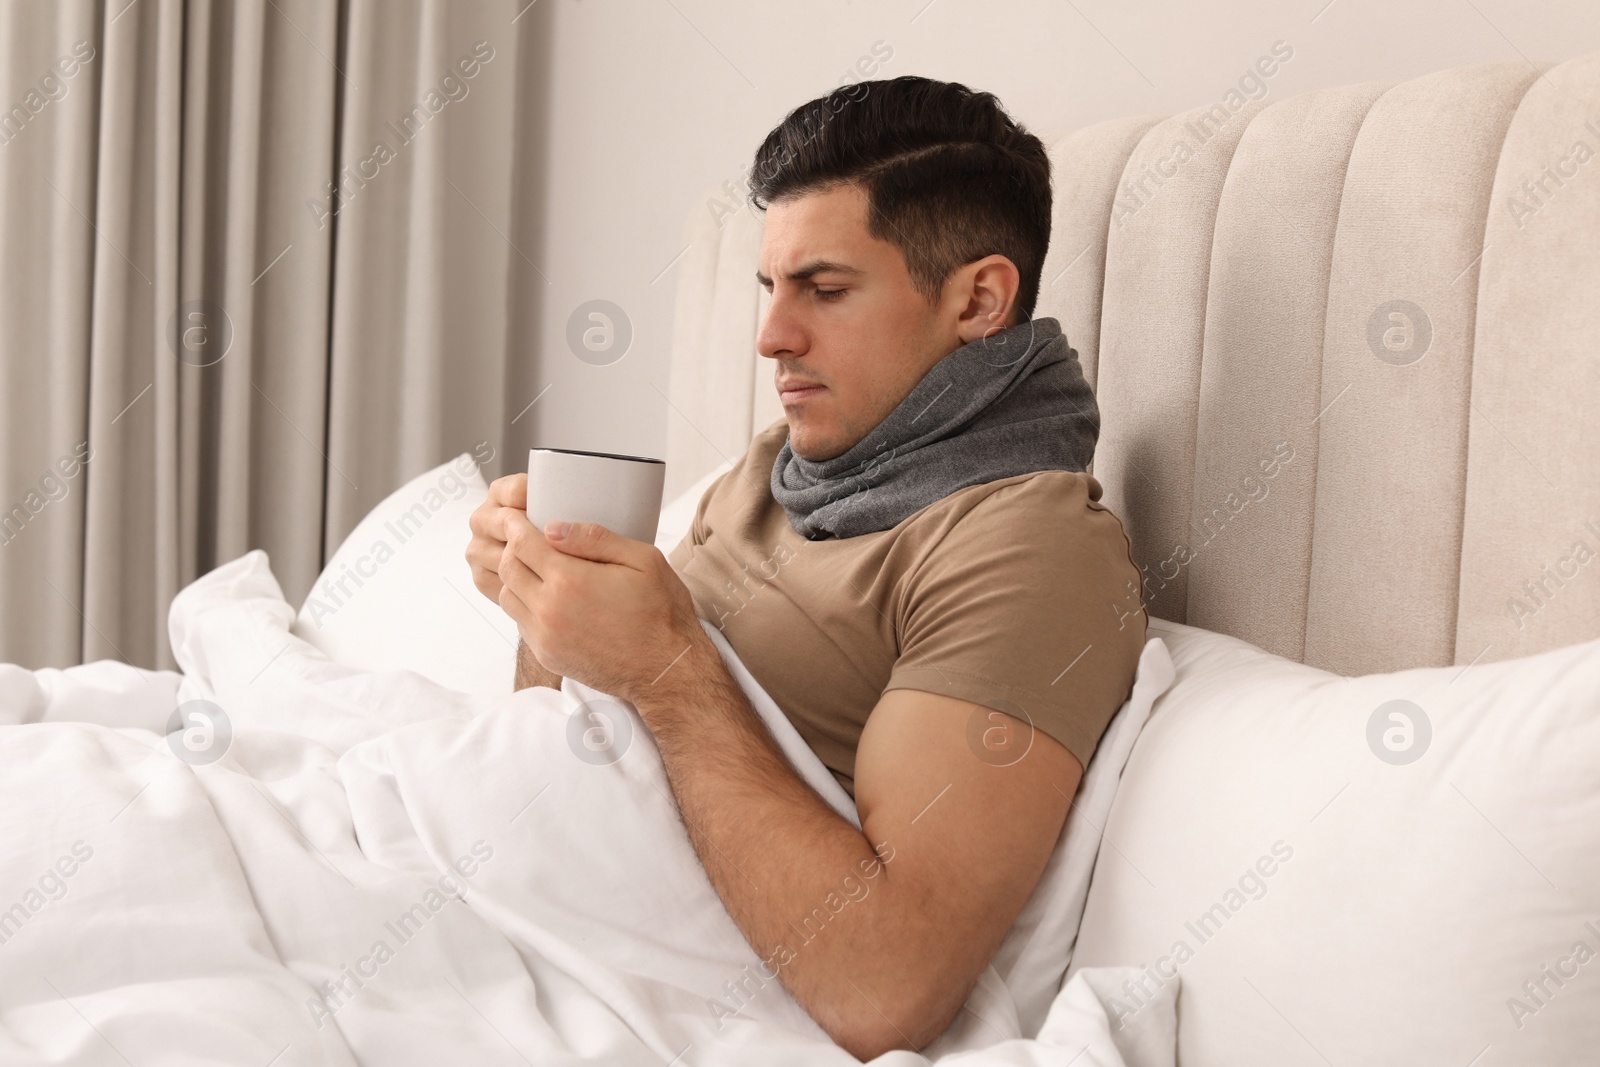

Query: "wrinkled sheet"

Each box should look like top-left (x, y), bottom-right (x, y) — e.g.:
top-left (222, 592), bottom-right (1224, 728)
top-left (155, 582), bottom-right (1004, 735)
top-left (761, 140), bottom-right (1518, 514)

top-left (0, 550), bottom-right (1175, 1066)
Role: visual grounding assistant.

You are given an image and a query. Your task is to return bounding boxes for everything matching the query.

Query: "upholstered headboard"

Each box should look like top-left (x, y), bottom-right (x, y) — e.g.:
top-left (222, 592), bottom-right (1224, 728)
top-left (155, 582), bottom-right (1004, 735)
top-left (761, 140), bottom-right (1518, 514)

top-left (664, 51), bottom-right (1600, 676)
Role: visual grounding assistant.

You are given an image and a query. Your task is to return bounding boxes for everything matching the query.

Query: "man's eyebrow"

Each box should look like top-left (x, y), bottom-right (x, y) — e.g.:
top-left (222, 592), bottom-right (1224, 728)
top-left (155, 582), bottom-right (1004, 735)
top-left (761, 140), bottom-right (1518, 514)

top-left (755, 260), bottom-right (864, 286)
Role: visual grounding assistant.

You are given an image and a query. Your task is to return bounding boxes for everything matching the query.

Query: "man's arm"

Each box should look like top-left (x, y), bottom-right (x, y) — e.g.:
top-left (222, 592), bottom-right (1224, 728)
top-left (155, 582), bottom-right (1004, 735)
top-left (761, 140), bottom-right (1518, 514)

top-left (637, 636), bottom-right (1081, 1059)
top-left (514, 637), bottom-right (563, 691)
top-left (491, 516), bottom-right (1092, 1057)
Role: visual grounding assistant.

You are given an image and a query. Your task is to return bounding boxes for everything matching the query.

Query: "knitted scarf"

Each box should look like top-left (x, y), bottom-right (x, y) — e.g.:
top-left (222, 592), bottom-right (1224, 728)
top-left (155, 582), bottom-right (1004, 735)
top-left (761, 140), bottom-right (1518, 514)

top-left (770, 316), bottom-right (1099, 540)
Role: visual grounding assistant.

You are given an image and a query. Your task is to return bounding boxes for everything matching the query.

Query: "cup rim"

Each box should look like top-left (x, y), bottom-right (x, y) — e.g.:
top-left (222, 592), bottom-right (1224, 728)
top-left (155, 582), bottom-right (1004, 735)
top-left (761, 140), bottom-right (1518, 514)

top-left (530, 446), bottom-right (664, 466)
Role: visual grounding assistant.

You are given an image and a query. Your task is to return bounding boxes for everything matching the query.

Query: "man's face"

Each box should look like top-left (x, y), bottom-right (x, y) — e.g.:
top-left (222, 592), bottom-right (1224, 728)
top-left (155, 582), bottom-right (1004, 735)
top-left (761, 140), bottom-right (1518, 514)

top-left (755, 184), bottom-right (957, 462)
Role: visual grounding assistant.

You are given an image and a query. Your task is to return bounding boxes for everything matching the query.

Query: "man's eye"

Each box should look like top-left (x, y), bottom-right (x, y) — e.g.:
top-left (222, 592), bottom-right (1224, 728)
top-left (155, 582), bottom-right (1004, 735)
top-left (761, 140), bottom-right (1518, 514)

top-left (815, 288), bottom-right (846, 301)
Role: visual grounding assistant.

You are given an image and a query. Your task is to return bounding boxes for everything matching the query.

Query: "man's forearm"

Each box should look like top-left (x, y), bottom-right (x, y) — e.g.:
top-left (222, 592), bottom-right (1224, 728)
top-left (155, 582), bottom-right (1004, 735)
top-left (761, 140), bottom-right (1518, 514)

top-left (514, 638), bottom-right (563, 691)
top-left (634, 635), bottom-right (936, 1059)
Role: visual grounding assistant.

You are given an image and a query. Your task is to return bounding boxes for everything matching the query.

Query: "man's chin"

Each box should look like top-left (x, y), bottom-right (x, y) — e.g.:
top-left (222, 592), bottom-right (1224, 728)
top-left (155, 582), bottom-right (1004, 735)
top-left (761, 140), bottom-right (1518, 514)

top-left (785, 416), bottom-right (854, 462)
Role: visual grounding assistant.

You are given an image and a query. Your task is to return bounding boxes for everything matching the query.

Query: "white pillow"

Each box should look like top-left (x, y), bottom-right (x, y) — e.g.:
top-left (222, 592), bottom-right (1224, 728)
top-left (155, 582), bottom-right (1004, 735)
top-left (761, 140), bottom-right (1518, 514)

top-left (1068, 618), bottom-right (1600, 1065)
top-left (295, 455), bottom-right (732, 693)
top-left (292, 453), bottom-right (520, 694)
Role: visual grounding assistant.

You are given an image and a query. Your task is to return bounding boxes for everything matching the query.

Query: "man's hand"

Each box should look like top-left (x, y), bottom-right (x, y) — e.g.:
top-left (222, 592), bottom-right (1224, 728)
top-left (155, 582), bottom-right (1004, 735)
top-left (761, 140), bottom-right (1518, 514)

top-left (468, 475), bottom-right (566, 690)
top-left (466, 473), bottom-right (529, 606)
top-left (495, 513), bottom-right (708, 706)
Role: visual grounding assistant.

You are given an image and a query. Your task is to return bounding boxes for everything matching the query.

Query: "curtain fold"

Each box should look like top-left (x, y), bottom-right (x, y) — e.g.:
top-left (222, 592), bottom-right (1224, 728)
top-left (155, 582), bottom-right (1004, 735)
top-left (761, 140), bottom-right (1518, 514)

top-left (0, 0), bottom-right (542, 670)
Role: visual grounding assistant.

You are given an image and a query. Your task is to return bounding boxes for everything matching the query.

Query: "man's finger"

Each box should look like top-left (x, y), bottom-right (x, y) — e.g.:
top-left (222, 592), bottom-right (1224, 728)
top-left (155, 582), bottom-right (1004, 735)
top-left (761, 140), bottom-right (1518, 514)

top-left (497, 579), bottom-right (533, 632)
top-left (500, 507), bottom-right (562, 576)
top-left (469, 497), bottom-right (506, 538)
top-left (499, 539), bottom-right (546, 598)
top-left (487, 502), bottom-right (540, 546)
top-left (490, 473), bottom-right (529, 510)
top-left (477, 504), bottom-right (508, 542)
top-left (544, 521), bottom-right (636, 567)
top-left (465, 537), bottom-right (504, 575)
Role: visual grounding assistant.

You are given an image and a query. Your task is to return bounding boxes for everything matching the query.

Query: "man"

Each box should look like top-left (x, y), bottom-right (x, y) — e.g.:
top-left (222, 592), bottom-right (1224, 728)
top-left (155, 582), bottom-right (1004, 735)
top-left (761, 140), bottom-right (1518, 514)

top-left (466, 76), bottom-right (1146, 1060)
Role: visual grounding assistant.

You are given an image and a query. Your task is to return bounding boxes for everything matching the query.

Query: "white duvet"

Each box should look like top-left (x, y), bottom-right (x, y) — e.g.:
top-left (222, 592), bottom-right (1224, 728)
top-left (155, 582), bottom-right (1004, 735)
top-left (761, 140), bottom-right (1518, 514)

top-left (0, 550), bottom-right (1175, 1066)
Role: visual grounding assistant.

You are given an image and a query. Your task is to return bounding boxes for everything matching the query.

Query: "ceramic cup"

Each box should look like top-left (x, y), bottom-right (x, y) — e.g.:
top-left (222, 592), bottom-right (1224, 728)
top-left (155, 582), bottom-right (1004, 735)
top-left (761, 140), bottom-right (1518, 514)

top-left (526, 447), bottom-right (666, 544)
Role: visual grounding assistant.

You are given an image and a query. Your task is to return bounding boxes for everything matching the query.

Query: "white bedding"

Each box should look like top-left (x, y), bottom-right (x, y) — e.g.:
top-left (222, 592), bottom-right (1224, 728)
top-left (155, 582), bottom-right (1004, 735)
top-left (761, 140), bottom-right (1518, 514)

top-left (0, 550), bottom-right (1176, 1066)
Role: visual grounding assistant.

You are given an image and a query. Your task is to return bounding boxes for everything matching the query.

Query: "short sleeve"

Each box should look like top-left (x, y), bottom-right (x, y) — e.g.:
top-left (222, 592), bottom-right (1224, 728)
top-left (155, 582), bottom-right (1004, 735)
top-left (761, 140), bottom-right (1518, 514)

top-left (669, 419), bottom-right (792, 570)
top-left (882, 471), bottom-right (1148, 771)
top-left (666, 464), bottom-right (726, 571)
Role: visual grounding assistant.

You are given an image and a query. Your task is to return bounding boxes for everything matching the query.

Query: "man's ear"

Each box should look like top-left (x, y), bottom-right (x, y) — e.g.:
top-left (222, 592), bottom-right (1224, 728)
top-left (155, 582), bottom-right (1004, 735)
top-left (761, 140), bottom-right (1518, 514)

top-left (952, 254), bottom-right (1022, 344)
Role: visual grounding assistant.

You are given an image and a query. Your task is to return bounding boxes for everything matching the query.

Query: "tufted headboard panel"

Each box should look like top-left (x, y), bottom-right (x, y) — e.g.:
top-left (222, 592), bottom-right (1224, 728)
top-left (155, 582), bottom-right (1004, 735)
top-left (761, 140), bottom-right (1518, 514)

top-left (663, 51), bottom-right (1600, 674)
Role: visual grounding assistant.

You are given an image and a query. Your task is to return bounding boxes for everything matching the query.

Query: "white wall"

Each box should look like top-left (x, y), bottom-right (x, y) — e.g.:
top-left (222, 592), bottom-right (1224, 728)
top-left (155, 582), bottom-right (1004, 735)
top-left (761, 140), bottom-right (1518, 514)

top-left (522, 0), bottom-right (1600, 465)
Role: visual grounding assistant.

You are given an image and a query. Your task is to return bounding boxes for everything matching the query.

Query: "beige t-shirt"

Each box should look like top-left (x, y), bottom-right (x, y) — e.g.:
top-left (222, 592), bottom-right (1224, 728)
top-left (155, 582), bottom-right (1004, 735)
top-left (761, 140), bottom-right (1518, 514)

top-left (668, 417), bottom-right (1148, 800)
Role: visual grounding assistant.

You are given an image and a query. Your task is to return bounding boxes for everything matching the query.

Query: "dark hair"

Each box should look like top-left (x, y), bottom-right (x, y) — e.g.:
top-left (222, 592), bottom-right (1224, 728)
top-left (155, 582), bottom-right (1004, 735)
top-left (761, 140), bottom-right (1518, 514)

top-left (748, 76), bottom-right (1051, 323)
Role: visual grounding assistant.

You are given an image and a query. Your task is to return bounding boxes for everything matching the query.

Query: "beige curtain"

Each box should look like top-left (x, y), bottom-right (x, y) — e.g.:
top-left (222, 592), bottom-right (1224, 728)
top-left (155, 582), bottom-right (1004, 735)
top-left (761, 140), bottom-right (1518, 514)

top-left (0, 0), bottom-right (550, 670)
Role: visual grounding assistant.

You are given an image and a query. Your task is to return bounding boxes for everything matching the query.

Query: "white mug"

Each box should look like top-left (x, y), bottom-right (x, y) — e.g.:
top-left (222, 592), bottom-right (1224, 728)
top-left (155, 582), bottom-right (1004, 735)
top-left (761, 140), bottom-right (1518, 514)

top-left (526, 447), bottom-right (666, 544)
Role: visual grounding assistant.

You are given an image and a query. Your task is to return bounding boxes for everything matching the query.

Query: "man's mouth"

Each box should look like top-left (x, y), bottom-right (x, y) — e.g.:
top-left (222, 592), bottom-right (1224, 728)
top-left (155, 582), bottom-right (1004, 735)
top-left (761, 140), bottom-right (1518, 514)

top-left (778, 380), bottom-right (827, 404)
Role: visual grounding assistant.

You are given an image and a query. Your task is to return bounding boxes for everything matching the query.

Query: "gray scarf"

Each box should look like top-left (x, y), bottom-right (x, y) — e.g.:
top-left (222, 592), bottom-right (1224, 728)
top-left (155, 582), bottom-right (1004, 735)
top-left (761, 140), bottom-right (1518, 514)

top-left (770, 317), bottom-right (1099, 540)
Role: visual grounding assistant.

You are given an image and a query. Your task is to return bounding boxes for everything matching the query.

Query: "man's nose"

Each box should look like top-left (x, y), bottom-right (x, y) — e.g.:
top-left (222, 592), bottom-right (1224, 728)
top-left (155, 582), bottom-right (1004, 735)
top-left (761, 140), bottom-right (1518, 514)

top-left (756, 292), bottom-right (806, 361)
